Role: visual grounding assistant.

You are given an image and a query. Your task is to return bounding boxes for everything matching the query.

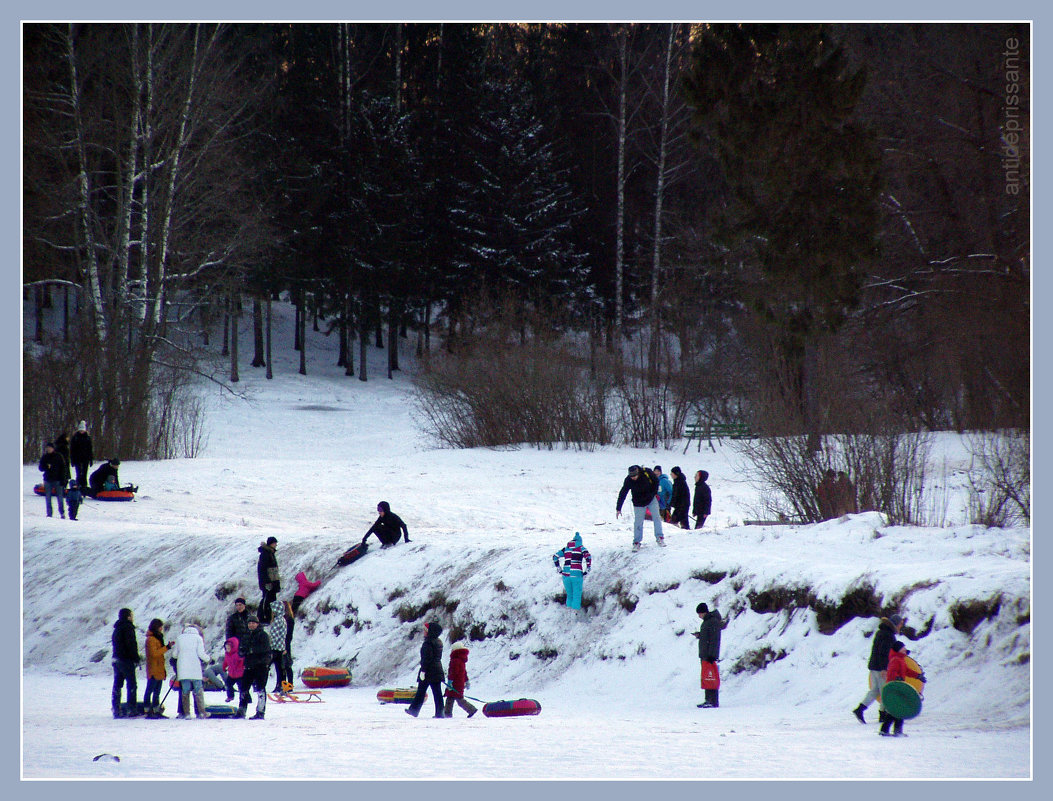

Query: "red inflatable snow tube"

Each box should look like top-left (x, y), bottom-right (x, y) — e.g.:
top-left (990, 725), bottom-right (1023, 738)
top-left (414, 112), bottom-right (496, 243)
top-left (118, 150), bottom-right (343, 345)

top-left (34, 483), bottom-right (135, 501)
top-left (481, 698), bottom-right (542, 718)
top-left (301, 666), bottom-right (351, 688)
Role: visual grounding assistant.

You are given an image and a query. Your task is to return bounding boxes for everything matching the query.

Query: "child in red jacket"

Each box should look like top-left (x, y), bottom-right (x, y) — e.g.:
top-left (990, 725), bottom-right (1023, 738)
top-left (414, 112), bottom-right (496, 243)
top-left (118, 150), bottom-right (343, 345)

top-left (222, 637), bottom-right (245, 703)
top-left (443, 642), bottom-right (478, 718)
top-left (880, 641), bottom-right (924, 737)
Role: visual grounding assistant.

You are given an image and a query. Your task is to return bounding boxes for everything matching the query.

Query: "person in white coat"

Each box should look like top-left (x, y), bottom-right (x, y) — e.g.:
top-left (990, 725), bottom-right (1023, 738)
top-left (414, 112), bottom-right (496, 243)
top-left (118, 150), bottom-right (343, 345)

top-left (168, 623), bottom-right (210, 719)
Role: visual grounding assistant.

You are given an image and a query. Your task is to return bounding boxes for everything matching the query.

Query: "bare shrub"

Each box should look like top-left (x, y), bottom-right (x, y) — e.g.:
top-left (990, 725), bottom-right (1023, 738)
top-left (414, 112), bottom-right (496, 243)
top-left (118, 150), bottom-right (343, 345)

top-left (965, 429), bottom-right (1030, 527)
top-left (741, 428), bottom-right (935, 525)
top-left (413, 327), bottom-right (614, 450)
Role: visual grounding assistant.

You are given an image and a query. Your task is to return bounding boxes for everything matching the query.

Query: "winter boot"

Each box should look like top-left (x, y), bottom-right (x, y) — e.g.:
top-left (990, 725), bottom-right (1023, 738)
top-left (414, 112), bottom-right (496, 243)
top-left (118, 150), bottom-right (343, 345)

top-left (235, 705), bottom-right (247, 719)
top-left (112, 706), bottom-right (125, 719)
top-left (879, 715), bottom-right (893, 736)
top-left (466, 704), bottom-right (478, 718)
top-left (405, 707), bottom-right (420, 718)
top-left (194, 689), bottom-right (210, 718)
top-left (250, 693), bottom-right (266, 719)
top-left (852, 704), bottom-right (867, 725)
top-left (177, 691), bottom-right (191, 719)
top-left (893, 719), bottom-right (905, 737)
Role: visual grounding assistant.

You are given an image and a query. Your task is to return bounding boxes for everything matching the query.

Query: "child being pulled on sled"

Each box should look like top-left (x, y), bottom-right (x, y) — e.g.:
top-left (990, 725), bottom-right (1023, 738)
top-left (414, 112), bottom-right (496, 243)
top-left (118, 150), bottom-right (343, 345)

top-left (443, 640), bottom-right (478, 718)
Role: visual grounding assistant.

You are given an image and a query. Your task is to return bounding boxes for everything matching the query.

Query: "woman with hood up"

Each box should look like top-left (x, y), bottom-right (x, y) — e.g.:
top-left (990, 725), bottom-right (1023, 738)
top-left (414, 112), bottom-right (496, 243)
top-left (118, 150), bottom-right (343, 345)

top-left (443, 641), bottom-right (478, 718)
top-left (552, 532), bottom-right (592, 610)
top-left (222, 636), bottom-right (245, 703)
top-left (405, 622), bottom-right (445, 718)
top-left (264, 599), bottom-right (287, 694)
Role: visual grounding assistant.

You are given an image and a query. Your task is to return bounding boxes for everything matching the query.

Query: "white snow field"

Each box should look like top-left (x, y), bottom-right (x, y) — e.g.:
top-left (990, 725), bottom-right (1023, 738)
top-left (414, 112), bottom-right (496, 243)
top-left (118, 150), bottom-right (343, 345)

top-left (21, 301), bottom-right (1030, 781)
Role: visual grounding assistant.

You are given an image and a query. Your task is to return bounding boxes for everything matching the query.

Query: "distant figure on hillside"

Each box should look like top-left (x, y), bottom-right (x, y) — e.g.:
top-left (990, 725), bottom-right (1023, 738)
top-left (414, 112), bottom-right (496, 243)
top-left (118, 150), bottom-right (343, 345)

top-left (89, 458), bottom-right (121, 494)
top-left (66, 480), bottom-right (83, 521)
top-left (291, 571), bottom-right (322, 613)
top-left (616, 465), bottom-right (664, 551)
top-left (553, 532), bottom-right (592, 610)
top-left (54, 432), bottom-right (71, 479)
top-left (852, 613), bottom-right (905, 726)
top-left (70, 420), bottom-right (94, 489)
top-left (38, 443), bottom-right (67, 519)
top-left (405, 622), bottom-right (446, 719)
top-left (670, 467), bottom-right (691, 529)
top-left (361, 501), bottom-right (411, 549)
top-left (835, 471), bottom-right (858, 516)
top-left (257, 537), bottom-right (280, 619)
top-left (693, 470), bottom-right (712, 529)
top-left (654, 466), bottom-right (673, 522)
top-left (817, 469), bottom-right (837, 520)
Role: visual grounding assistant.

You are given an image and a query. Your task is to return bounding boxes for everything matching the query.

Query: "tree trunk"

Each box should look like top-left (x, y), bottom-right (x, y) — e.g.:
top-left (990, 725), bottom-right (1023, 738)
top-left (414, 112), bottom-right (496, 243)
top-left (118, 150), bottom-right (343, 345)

top-left (613, 27), bottom-right (628, 359)
top-left (251, 296), bottom-right (265, 367)
top-left (229, 290), bottom-right (240, 383)
top-left (265, 294), bottom-right (273, 380)
top-left (298, 297), bottom-right (307, 376)
top-left (221, 295), bottom-right (229, 357)
top-left (344, 292), bottom-right (355, 377)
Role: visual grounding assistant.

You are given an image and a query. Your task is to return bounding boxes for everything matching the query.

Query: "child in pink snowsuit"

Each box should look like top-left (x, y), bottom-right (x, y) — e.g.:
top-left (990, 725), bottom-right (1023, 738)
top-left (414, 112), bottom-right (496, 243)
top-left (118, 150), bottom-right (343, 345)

top-left (222, 637), bottom-right (245, 703)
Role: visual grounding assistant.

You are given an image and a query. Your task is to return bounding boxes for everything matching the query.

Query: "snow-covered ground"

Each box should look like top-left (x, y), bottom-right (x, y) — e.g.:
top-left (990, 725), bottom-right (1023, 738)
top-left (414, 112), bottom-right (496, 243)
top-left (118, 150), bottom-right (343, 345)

top-left (21, 301), bottom-right (1031, 781)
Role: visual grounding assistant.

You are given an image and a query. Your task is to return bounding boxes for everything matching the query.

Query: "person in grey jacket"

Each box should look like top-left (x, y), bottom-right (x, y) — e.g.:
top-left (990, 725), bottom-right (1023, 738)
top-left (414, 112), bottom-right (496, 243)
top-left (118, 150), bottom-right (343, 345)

top-left (694, 602), bottom-right (722, 708)
top-left (852, 613), bottom-right (905, 725)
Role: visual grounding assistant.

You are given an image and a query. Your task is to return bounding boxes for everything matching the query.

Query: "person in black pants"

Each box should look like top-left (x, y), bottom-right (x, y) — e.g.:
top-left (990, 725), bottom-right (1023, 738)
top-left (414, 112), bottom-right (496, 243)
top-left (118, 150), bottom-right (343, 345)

top-left (693, 471), bottom-right (712, 529)
top-left (362, 501), bottom-right (411, 549)
top-left (405, 622), bottom-right (445, 719)
top-left (694, 602), bottom-right (722, 708)
top-left (257, 537), bottom-right (280, 621)
top-left (669, 466), bottom-right (691, 529)
top-left (111, 608), bottom-right (142, 717)
top-left (237, 615), bottom-right (272, 719)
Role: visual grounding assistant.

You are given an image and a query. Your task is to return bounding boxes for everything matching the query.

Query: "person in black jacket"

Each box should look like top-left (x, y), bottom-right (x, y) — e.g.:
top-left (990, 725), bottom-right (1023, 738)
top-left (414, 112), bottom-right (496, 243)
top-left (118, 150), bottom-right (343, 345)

top-left (693, 470), bottom-right (712, 529)
top-left (225, 597), bottom-right (251, 643)
top-left (70, 421), bottom-right (94, 489)
top-left (362, 501), bottom-right (411, 549)
top-left (38, 443), bottom-right (68, 519)
top-left (694, 602), bottom-right (722, 708)
top-left (405, 622), bottom-right (446, 718)
top-left (852, 613), bottom-right (905, 725)
top-left (257, 537), bottom-right (280, 621)
top-left (89, 458), bottom-right (121, 494)
top-left (616, 465), bottom-right (665, 551)
top-left (669, 467), bottom-right (691, 529)
top-left (237, 615), bottom-right (272, 719)
top-left (111, 608), bottom-right (142, 718)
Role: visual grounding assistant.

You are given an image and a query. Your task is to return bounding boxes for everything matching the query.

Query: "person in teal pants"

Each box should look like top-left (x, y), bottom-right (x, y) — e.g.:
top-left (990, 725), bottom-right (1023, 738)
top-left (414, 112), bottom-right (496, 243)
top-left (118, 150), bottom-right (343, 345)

top-left (553, 532), bottom-right (592, 609)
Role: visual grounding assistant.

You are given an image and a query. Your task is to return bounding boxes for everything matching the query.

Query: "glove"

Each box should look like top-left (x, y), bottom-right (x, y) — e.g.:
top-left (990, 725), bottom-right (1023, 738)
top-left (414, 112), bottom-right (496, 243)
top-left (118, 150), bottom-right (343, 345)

top-left (583, 571), bottom-right (589, 577)
top-left (417, 670), bottom-right (424, 683)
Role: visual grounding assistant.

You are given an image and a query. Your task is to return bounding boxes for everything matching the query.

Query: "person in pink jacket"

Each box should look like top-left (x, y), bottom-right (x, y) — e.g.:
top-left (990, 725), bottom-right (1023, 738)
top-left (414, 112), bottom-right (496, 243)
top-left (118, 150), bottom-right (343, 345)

top-left (291, 571), bottom-right (322, 613)
top-left (222, 637), bottom-right (245, 703)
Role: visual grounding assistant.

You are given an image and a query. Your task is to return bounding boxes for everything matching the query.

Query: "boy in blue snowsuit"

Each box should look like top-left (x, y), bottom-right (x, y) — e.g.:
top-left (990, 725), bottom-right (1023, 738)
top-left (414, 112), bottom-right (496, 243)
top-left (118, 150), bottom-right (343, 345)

top-left (66, 480), bottom-right (83, 521)
top-left (655, 466), bottom-right (673, 520)
top-left (553, 532), bottom-right (592, 610)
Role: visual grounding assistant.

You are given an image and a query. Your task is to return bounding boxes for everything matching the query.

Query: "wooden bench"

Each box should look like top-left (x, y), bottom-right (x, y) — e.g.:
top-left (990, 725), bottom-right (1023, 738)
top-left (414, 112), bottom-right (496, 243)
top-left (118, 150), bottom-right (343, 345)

top-left (683, 420), bottom-right (752, 452)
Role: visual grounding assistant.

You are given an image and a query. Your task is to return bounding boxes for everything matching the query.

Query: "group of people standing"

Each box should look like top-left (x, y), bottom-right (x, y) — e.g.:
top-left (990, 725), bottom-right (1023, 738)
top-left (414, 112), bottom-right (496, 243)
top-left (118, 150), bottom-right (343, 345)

top-left (36, 420), bottom-right (125, 519)
top-left (616, 465), bottom-right (712, 550)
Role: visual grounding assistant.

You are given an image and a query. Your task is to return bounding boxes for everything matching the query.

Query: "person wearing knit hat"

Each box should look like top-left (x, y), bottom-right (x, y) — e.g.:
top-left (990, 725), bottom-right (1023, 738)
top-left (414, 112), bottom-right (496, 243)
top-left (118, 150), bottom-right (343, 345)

top-left (236, 614), bottom-right (271, 719)
top-left (852, 613), bottom-right (906, 725)
top-left (70, 422), bottom-right (93, 490)
top-left (616, 465), bottom-right (665, 550)
top-left (257, 538), bottom-right (280, 620)
top-left (225, 597), bottom-right (251, 643)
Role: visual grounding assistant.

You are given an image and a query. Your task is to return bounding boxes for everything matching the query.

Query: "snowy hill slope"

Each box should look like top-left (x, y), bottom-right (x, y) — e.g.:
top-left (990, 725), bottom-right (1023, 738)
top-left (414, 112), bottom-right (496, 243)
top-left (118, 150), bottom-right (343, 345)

top-left (21, 300), bottom-right (1031, 779)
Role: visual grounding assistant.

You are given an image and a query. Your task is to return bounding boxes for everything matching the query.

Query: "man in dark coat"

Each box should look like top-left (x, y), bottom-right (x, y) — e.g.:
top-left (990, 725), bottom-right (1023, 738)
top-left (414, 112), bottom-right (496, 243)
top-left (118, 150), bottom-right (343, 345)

top-left (694, 602), bottom-right (722, 708)
top-left (257, 537), bottom-right (280, 620)
top-left (616, 465), bottom-right (665, 550)
top-left (89, 458), bottom-right (121, 494)
top-left (70, 421), bottom-right (94, 489)
top-left (693, 470), bottom-right (712, 529)
top-left (38, 443), bottom-right (68, 519)
top-left (361, 501), bottom-right (411, 549)
top-left (111, 607), bottom-right (142, 717)
top-left (405, 622), bottom-right (445, 718)
top-left (852, 613), bottom-right (905, 725)
top-left (225, 597), bottom-right (251, 643)
top-left (237, 615), bottom-right (273, 719)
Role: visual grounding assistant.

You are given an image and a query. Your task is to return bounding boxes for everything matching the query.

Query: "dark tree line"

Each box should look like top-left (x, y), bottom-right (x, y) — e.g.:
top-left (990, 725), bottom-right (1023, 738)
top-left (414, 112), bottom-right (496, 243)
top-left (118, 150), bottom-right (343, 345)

top-left (23, 22), bottom-right (1029, 458)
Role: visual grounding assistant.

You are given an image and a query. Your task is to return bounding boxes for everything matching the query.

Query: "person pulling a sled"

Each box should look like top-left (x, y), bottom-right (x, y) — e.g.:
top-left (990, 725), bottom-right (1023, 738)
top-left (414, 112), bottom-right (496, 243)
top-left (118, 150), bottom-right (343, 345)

top-left (406, 622), bottom-right (445, 719)
top-left (443, 641), bottom-right (478, 718)
top-left (362, 501), bottom-right (411, 549)
top-left (552, 532), bottom-right (592, 610)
